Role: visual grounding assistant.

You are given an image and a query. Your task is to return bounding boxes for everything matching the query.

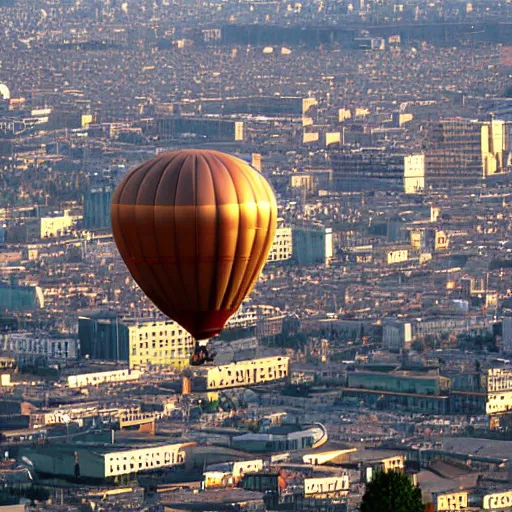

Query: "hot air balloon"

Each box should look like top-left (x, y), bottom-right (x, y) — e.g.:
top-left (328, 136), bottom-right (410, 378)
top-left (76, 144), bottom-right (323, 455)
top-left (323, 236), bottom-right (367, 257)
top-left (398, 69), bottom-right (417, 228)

top-left (111, 149), bottom-right (277, 365)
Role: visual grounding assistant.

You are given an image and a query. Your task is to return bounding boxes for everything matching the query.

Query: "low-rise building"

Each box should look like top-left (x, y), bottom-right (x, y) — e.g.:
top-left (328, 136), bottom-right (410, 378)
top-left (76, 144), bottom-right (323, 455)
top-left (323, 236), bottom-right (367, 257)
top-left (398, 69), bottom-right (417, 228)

top-left (341, 370), bottom-right (452, 414)
top-left (67, 368), bottom-right (141, 388)
top-left (347, 371), bottom-right (450, 396)
top-left (231, 423), bottom-right (326, 453)
top-left (386, 247), bottom-right (409, 265)
top-left (40, 210), bottom-right (76, 238)
top-left (303, 475), bottom-right (350, 497)
top-left (412, 316), bottom-right (485, 339)
top-left (204, 459), bottom-right (264, 488)
top-left (21, 442), bottom-right (187, 482)
top-left (190, 356), bottom-right (290, 391)
top-left (3, 332), bottom-right (78, 360)
top-left (434, 490), bottom-right (469, 511)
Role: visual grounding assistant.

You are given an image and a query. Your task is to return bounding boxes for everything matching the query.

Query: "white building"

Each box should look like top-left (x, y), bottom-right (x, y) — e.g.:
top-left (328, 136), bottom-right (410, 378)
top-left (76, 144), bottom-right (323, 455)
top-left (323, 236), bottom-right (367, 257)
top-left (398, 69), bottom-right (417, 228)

top-left (40, 210), bottom-right (77, 238)
top-left (304, 475), bottom-right (350, 497)
top-left (268, 226), bottom-right (293, 263)
top-left (486, 368), bottom-right (512, 415)
top-left (23, 442), bottom-right (187, 481)
top-left (104, 443), bottom-right (186, 477)
top-left (67, 368), bottom-right (141, 388)
top-left (403, 154), bottom-right (425, 194)
top-left (3, 332), bottom-right (78, 360)
top-left (204, 459), bottom-right (264, 487)
top-left (226, 303), bottom-right (258, 329)
top-left (192, 356), bottom-right (290, 391)
top-left (386, 248), bottom-right (409, 264)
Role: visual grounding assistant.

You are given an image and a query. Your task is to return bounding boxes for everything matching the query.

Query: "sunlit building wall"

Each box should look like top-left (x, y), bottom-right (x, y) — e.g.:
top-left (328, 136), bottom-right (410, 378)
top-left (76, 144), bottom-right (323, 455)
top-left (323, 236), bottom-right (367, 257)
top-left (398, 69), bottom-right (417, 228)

top-left (435, 491), bottom-right (469, 511)
top-left (191, 356), bottom-right (289, 391)
top-left (268, 225), bottom-right (293, 263)
top-left (127, 319), bottom-right (194, 370)
top-left (40, 210), bottom-right (75, 238)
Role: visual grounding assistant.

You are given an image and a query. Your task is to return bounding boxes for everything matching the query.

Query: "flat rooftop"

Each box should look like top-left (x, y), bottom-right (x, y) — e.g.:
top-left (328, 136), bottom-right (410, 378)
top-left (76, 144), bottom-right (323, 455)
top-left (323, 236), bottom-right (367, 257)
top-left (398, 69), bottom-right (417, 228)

top-left (161, 488), bottom-right (264, 506)
top-left (428, 437), bottom-right (512, 462)
top-left (24, 440), bottom-right (192, 456)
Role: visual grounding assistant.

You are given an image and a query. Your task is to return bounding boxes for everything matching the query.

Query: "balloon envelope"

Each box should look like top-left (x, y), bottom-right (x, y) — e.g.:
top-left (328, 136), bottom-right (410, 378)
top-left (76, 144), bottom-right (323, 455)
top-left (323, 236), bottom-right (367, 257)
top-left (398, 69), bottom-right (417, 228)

top-left (111, 149), bottom-right (277, 340)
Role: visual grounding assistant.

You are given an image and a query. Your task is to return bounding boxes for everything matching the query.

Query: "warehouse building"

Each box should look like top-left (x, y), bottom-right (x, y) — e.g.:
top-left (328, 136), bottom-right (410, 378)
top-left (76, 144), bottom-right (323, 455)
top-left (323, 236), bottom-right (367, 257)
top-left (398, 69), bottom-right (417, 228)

top-left (20, 442), bottom-right (188, 483)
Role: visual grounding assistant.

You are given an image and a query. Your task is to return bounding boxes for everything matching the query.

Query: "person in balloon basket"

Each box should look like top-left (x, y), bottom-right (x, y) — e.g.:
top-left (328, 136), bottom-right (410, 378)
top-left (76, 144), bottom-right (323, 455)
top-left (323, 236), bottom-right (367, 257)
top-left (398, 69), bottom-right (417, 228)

top-left (190, 340), bottom-right (216, 366)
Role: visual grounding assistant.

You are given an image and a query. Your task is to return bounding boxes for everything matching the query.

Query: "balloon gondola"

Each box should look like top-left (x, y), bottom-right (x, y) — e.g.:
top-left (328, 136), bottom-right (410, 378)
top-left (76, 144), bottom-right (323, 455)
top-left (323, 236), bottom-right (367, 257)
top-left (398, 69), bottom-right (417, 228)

top-left (111, 149), bottom-right (277, 365)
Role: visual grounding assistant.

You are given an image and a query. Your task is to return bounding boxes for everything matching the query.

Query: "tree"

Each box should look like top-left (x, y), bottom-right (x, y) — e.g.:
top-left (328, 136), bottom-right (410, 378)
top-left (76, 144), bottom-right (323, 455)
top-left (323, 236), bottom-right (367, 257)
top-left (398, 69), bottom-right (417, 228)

top-left (361, 470), bottom-right (424, 512)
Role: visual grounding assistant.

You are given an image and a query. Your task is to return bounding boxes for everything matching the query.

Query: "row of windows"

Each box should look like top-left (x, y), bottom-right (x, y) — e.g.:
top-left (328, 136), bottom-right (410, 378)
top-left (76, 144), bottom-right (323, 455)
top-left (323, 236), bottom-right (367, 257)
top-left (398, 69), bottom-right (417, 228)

top-left (131, 350), bottom-right (190, 358)
top-left (487, 375), bottom-right (512, 392)
top-left (135, 340), bottom-right (191, 349)
top-left (107, 450), bottom-right (177, 464)
top-left (210, 366), bottom-right (288, 388)
top-left (106, 450), bottom-right (183, 474)
top-left (136, 329), bottom-right (185, 340)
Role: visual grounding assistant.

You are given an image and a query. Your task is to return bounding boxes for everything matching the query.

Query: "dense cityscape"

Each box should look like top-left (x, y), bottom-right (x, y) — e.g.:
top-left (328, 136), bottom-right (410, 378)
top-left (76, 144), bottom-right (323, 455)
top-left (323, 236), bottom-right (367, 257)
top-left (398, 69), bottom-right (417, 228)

top-left (1, 0), bottom-right (512, 511)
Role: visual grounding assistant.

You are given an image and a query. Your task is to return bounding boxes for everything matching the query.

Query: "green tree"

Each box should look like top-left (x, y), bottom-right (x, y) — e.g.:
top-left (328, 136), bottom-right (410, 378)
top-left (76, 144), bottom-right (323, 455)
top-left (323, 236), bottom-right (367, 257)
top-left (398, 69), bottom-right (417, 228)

top-left (361, 470), bottom-right (424, 512)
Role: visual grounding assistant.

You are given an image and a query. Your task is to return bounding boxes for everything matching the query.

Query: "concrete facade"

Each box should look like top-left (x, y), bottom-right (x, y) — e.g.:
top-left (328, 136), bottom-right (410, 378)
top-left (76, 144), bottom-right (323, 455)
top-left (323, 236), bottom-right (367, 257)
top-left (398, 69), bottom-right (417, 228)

top-left (192, 356), bottom-right (290, 391)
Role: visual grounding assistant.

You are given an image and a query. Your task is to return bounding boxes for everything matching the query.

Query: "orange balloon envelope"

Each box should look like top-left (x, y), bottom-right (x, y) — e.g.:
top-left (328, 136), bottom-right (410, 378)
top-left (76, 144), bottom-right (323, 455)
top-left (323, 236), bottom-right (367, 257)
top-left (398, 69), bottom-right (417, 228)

top-left (111, 149), bottom-right (277, 340)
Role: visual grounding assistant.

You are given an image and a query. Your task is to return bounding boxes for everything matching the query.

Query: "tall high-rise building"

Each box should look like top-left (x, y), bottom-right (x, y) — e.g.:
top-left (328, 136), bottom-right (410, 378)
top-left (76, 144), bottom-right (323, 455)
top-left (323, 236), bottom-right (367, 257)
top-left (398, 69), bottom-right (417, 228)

top-left (83, 184), bottom-right (114, 230)
top-left (292, 224), bottom-right (333, 266)
top-left (78, 311), bottom-right (128, 362)
top-left (425, 118), bottom-right (507, 188)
